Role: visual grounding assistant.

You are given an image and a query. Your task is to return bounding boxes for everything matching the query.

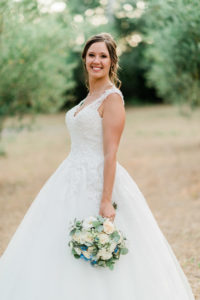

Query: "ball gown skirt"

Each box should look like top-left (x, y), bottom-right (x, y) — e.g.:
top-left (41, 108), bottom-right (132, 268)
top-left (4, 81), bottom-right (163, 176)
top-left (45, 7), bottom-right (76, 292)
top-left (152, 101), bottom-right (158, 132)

top-left (0, 87), bottom-right (195, 299)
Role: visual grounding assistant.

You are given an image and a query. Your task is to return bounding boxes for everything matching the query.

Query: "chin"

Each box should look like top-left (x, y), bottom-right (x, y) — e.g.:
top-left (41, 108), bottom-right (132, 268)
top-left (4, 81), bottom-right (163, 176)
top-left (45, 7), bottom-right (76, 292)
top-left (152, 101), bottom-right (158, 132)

top-left (88, 72), bottom-right (107, 80)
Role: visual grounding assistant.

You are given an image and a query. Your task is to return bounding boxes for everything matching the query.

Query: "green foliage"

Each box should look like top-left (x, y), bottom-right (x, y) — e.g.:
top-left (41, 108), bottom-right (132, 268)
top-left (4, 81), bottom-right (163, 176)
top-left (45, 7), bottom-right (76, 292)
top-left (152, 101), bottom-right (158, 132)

top-left (0, 0), bottom-right (76, 153)
top-left (0, 1), bottom-right (76, 117)
top-left (105, 259), bottom-right (114, 270)
top-left (68, 0), bottom-right (100, 15)
top-left (120, 247), bottom-right (128, 255)
top-left (110, 231), bottom-right (120, 243)
top-left (112, 201), bottom-right (117, 209)
top-left (106, 0), bottom-right (159, 102)
top-left (142, 0), bottom-right (200, 107)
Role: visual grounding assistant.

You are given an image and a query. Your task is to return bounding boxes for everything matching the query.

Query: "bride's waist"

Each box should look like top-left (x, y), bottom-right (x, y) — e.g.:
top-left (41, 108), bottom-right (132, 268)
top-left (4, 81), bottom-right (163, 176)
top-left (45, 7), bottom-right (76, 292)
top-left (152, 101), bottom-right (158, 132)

top-left (67, 148), bottom-right (104, 164)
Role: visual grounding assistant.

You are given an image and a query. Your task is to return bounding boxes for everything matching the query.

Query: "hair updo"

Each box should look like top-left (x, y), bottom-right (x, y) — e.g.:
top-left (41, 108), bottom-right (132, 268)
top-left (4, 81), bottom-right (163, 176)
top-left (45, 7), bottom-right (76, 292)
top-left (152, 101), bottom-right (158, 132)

top-left (81, 32), bottom-right (121, 89)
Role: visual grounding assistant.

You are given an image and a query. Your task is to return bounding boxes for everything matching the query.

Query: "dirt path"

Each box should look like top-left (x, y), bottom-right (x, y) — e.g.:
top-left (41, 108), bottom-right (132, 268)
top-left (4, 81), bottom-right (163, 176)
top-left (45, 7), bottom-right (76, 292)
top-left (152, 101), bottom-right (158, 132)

top-left (0, 105), bottom-right (199, 298)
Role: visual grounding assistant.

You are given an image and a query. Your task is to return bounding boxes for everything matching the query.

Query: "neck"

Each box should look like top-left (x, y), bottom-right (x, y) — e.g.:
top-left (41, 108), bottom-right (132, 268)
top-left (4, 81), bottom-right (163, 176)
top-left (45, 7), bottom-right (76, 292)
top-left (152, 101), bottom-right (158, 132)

top-left (88, 77), bottom-right (113, 94)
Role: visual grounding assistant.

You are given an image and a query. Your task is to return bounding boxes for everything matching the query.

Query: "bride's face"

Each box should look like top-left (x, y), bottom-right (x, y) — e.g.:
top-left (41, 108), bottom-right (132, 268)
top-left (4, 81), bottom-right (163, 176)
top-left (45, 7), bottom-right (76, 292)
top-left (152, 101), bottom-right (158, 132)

top-left (85, 41), bottom-right (111, 80)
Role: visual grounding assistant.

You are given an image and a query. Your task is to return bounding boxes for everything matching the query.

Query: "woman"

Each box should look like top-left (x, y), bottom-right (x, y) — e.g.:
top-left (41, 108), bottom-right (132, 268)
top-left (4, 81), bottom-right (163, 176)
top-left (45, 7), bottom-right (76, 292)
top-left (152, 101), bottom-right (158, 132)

top-left (0, 33), bottom-right (195, 299)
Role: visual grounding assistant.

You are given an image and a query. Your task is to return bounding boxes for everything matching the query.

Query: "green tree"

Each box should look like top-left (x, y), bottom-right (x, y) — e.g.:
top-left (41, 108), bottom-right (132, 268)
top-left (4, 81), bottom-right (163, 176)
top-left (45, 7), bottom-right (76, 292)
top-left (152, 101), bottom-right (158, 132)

top-left (113, 0), bottom-right (159, 103)
top-left (142, 0), bottom-right (200, 108)
top-left (0, 0), bottom-right (76, 154)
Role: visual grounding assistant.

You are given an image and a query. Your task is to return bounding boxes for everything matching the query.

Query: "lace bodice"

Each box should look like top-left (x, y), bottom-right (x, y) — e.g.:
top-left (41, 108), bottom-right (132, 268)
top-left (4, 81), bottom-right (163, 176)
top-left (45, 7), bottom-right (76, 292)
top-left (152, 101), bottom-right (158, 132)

top-left (63, 86), bottom-right (124, 211)
top-left (65, 86), bottom-right (124, 164)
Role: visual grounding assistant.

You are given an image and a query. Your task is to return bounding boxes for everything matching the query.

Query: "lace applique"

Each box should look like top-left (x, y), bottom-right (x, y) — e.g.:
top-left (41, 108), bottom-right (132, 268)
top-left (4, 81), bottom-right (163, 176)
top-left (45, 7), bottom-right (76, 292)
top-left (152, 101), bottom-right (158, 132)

top-left (93, 87), bottom-right (125, 111)
top-left (64, 86), bottom-right (125, 207)
top-left (73, 86), bottom-right (124, 118)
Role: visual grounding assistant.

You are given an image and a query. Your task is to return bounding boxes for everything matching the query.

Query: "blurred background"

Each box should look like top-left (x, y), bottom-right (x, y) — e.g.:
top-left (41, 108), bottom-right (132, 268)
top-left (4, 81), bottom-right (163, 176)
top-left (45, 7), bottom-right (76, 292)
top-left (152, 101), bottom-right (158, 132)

top-left (0, 0), bottom-right (200, 297)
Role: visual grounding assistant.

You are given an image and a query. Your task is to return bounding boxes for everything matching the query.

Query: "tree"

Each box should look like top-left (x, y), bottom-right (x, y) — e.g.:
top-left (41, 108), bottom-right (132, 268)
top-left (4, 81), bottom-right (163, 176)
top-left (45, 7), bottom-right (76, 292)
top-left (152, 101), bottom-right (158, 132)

top-left (142, 0), bottom-right (200, 108)
top-left (0, 0), bottom-right (76, 154)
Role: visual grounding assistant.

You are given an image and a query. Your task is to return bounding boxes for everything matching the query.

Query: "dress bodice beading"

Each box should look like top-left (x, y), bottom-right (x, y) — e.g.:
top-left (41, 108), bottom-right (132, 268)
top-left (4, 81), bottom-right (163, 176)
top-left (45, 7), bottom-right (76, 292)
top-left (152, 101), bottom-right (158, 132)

top-left (65, 86), bottom-right (124, 165)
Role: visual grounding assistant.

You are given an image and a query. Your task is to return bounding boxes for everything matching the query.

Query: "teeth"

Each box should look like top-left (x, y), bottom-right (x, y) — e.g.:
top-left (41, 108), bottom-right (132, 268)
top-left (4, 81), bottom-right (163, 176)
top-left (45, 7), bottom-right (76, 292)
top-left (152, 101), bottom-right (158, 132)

top-left (92, 67), bottom-right (101, 71)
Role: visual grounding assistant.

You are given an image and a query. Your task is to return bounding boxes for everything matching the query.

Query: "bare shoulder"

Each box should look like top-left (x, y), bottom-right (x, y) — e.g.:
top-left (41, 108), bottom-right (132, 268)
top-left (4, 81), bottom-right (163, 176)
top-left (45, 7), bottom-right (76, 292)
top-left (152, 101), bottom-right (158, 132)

top-left (104, 90), bottom-right (124, 107)
top-left (102, 91), bottom-right (125, 138)
top-left (100, 93), bottom-right (125, 126)
top-left (98, 89), bottom-right (125, 119)
top-left (103, 91), bottom-right (125, 115)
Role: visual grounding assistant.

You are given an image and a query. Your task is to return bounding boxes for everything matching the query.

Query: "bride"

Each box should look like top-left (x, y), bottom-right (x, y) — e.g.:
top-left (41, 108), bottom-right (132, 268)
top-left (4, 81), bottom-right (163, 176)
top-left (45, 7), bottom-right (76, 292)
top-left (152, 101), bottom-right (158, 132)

top-left (0, 32), bottom-right (195, 299)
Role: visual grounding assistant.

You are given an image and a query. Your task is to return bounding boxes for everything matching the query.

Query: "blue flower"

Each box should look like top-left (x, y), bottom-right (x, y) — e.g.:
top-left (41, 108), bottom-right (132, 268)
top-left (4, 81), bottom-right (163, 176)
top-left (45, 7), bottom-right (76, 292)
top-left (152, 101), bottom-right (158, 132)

top-left (114, 246), bottom-right (118, 253)
top-left (80, 253), bottom-right (90, 261)
top-left (80, 245), bottom-right (88, 251)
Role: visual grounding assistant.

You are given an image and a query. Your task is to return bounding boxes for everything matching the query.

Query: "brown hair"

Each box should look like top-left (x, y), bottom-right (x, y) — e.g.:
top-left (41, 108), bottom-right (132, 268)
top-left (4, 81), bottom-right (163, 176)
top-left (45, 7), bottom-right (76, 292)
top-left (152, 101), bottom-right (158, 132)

top-left (81, 32), bottom-right (121, 89)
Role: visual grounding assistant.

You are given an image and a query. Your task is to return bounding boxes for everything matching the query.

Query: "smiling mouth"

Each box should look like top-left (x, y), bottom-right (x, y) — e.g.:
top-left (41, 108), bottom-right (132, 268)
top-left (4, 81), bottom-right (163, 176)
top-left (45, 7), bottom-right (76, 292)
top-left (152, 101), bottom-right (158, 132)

top-left (91, 66), bottom-right (102, 71)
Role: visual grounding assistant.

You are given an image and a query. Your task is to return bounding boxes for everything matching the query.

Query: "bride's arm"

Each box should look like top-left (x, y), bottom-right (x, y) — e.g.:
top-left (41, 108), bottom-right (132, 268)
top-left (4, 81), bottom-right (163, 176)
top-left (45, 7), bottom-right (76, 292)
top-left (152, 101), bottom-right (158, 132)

top-left (99, 93), bottom-right (125, 221)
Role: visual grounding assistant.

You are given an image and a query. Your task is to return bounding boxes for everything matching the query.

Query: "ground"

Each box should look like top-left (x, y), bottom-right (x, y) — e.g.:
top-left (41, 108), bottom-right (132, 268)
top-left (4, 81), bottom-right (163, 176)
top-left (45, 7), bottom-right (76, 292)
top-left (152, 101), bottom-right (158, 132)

top-left (0, 104), bottom-right (199, 298)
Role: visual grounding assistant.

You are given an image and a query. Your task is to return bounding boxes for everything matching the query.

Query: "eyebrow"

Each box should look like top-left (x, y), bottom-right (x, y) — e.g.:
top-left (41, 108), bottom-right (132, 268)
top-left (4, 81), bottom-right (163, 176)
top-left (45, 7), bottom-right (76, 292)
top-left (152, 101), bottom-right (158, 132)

top-left (88, 51), bottom-right (108, 55)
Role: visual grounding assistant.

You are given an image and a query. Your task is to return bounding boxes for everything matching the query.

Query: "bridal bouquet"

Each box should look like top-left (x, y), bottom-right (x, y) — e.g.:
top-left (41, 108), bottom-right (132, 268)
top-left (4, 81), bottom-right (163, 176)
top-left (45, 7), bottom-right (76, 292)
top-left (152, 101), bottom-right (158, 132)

top-left (68, 213), bottom-right (128, 270)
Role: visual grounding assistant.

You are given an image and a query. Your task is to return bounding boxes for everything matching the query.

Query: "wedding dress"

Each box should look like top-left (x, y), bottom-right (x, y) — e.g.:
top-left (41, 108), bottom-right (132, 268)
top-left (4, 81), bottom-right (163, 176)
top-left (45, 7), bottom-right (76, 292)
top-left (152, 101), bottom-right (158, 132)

top-left (0, 85), bottom-right (195, 300)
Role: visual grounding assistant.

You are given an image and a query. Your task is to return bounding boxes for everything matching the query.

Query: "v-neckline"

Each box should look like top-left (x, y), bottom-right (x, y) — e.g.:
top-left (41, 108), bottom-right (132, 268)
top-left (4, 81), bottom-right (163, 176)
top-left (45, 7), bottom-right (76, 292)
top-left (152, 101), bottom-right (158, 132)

top-left (73, 85), bottom-right (115, 118)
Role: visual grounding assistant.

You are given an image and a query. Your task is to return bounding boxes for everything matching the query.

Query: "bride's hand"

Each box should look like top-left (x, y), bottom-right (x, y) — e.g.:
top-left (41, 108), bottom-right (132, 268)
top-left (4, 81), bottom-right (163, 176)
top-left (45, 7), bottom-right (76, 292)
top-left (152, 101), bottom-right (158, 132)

top-left (99, 201), bottom-right (116, 222)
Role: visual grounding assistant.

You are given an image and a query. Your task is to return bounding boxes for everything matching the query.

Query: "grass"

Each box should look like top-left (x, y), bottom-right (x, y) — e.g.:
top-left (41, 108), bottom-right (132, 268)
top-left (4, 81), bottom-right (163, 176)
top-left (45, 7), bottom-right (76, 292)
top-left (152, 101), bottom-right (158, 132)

top-left (0, 104), bottom-right (200, 298)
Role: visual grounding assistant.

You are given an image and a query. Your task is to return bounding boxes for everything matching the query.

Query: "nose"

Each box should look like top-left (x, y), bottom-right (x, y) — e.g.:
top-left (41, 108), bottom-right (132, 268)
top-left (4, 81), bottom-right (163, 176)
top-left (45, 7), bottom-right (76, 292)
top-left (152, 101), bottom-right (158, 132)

top-left (92, 55), bottom-right (101, 64)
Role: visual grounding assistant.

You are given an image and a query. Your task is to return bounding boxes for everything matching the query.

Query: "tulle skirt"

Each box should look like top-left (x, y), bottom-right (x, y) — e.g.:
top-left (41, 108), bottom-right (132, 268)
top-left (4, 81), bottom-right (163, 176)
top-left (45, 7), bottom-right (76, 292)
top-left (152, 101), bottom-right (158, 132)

top-left (0, 156), bottom-right (195, 299)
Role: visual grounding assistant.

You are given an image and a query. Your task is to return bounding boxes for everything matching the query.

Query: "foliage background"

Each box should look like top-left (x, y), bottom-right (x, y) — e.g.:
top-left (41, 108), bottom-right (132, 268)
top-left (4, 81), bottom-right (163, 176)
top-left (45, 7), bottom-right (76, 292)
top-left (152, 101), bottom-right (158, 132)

top-left (0, 0), bottom-right (200, 147)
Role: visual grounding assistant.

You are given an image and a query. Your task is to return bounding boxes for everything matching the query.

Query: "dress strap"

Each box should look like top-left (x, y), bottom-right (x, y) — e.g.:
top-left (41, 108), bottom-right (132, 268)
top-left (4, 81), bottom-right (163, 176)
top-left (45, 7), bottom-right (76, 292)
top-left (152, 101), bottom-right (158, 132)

top-left (94, 86), bottom-right (125, 109)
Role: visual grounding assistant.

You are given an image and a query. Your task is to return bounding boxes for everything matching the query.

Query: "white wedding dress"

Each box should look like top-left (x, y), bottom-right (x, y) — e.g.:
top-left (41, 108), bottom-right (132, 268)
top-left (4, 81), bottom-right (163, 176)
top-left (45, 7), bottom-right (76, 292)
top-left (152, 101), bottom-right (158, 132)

top-left (0, 86), bottom-right (195, 299)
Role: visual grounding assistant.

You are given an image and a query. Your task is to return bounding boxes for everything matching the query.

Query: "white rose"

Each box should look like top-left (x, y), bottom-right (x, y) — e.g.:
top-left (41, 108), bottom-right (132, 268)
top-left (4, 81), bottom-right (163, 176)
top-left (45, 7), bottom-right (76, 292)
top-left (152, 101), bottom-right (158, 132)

top-left (83, 232), bottom-right (93, 243)
top-left (82, 216), bottom-right (97, 230)
top-left (96, 248), bottom-right (105, 259)
top-left (103, 219), bottom-right (115, 234)
top-left (87, 246), bottom-right (95, 254)
top-left (86, 216), bottom-right (97, 223)
top-left (73, 233), bottom-right (81, 243)
top-left (73, 232), bottom-right (86, 244)
top-left (109, 242), bottom-right (117, 252)
top-left (99, 233), bottom-right (109, 244)
top-left (97, 249), bottom-right (112, 260)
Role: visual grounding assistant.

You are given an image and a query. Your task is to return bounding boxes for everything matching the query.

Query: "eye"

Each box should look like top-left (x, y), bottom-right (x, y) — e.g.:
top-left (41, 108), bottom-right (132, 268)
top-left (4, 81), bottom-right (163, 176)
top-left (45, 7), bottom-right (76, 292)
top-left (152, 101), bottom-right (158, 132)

top-left (88, 53), bottom-right (94, 57)
top-left (101, 55), bottom-right (107, 58)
